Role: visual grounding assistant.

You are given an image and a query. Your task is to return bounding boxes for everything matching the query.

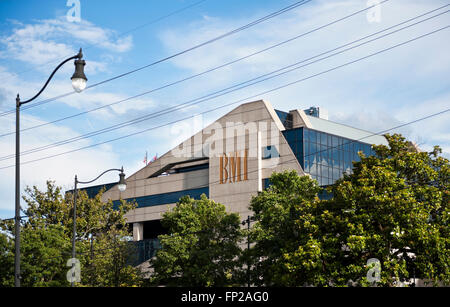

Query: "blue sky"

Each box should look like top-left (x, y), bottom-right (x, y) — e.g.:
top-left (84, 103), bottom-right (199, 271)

top-left (0, 0), bottom-right (449, 219)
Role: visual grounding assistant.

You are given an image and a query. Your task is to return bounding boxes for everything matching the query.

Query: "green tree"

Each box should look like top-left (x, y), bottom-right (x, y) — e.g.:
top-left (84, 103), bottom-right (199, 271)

top-left (0, 231), bottom-right (14, 287)
top-left (322, 134), bottom-right (449, 286)
top-left (81, 225), bottom-right (143, 287)
top-left (249, 134), bottom-right (449, 286)
top-left (0, 181), bottom-right (143, 287)
top-left (248, 170), bottom-right (323, 286)
top-left (150, 194), bottom-right (243, 286)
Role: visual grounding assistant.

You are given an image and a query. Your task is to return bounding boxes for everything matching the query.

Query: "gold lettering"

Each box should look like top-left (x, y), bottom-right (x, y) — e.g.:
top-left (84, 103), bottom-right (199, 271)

top-left (237, 152), bottom-right (241, 182)
top-left (220, 154), bottom-right (228, 184)
top-left (219, 150), bottom-right (248, 184)
top-left (229, 152), bottom-right (241, 183)
top-left (244, 149), bottom-right (248, 181)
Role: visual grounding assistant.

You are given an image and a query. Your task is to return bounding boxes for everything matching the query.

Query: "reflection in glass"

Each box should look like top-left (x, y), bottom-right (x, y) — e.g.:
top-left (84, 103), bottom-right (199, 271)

top-left (310, 130), bottom-right (317, 144)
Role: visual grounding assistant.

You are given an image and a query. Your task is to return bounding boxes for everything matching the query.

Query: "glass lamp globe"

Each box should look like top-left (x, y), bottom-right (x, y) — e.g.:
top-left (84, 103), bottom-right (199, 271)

top-left (71, 78), bottom-right (87, 93)
top-left (118, 183), bottom-right (127, 192)
top-left (118, 171), bottom-right (126, 192)
top-left (71, 58), bottom-right (87, 93)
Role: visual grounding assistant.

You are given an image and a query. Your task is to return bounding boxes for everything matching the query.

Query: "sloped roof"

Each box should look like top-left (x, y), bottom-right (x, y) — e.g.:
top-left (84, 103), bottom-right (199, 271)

top-left (306, 115), bottom-right (388, 146)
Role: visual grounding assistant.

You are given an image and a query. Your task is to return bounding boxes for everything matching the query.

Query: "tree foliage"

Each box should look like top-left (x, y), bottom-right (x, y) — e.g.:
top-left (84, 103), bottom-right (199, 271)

top-left (248, 170), bottom-right (323, 286)
top-left (1, 134), bottom-right (447, 287)
top-left (0, 181), bottom-right (142, 287)
top-left (150, 194), bottom-right (244, 286)
top-left (249, 134), bottom-right (449, 286)
top-left (0, 231), bottom-right (14, 287)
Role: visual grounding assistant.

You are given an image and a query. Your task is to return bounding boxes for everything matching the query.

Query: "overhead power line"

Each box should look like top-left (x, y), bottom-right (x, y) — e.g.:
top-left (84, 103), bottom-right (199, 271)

top-left (122, 108), bottom-right (450, 190)
top-left (2, 112), bottom-right (447, 225)
top-left (0, 24), bottom-right (448, 170)
top-left (4, 173), bottom-right (445, 264)
top-left (0, 10), bottom-right (448, 162)
top-left (0, 0), bottom-right (314, 117)
top-left (98, 97), bottom-right (448, 190)
top-left (1, 0), bottom-right (209, 81)
top-left (6, 0), bottom-right (434, 137)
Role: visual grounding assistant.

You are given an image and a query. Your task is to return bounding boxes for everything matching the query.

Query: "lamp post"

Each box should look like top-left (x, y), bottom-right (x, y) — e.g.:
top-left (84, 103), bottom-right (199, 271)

top-left (71, 167), bottom-right (126, 287)
top-left (242, 215), bottom-right (253, 287)
top-left (15, 48), bottom-right (87, 287)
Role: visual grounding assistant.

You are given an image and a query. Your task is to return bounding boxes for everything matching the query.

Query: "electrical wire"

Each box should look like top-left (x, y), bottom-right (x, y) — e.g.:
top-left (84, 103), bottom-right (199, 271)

top-left (0, 0), bottom-right (314, 117)
top-left (1, 9), bottom-right (448, 161)
top-left (0, 24), bottom-right (448, 169)
top-left (5, 0), bottom-right (444, 139)
top-left (111, 107), bottom-right (450, 192)
top-left (1, 172), bottom-right (445, 262)
top-left (0, 0), bottom-right (209, 80)
top-left (4, 105), bottom-right (444, 224)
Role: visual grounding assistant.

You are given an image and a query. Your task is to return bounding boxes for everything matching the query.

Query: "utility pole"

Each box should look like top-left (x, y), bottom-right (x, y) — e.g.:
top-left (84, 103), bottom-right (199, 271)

top-left (242, 215), bottom-right (252, 287)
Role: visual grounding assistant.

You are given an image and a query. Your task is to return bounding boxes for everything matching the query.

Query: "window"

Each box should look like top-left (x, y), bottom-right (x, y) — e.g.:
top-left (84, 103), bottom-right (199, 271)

top-left (320, 132), bottom-right (327, 146)
top-left (286, 132), bottom-right (295, 145)
top-left (321, 151), bottom-right (328, 167)
top-left (333, 167), bottom-right (341, 181)
top-left (363, 143), bottom-right (371, 156)
top-left (299, 129), bottom-right (378, 186)
top-left (297, 142), bottom-right (303, 155)
top-left (332, 136), bottom-right (339, 147)
top-left (310, 163), bottom-right (317, 176)
top-left (344, 141), bottom-right (350, 152)
top-left (318, 177), bottom-right (324, 186)
top-left (310, 142), bottom-right (317, 159)
top-left (304, 160), bottom-right (310, 172)
top-left (304, 128), bottom-right (310, 142)
top-left (310, 130), bottom-right (317, 144)
top-left (322, 166), bottom-right (330, 179)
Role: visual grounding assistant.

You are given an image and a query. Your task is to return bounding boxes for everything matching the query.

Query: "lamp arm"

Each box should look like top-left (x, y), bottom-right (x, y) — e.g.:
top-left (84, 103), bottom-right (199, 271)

top-left (76, 168), bottom-right (123, 185)
top-left (20, 50), bottom-right (82, 105)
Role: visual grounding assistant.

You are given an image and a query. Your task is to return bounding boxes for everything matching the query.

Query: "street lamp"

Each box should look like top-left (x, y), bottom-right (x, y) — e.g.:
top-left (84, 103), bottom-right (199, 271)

top-left (71, 57), bottom-right (87, 92)
top-left (242, 215), bottom-right (254, 288)
top-left (14, 48), bottom-right (87, 287)
top-left (117, 171), bottom-right (127, 192)
top-left (71, 167), bottom-right (126, 287)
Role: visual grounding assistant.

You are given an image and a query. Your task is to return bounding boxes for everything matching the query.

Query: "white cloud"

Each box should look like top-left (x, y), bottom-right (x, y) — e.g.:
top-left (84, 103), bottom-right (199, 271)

top-left (156, 0), bottom-right (450, 156)
top-left (0, 16), bottom-right (133, 70)
top-left (1, 0), bottom-right (449, 218)
top-left (0, 64), bottom-right (157, 126)
top-left (0, 112), bottom-right (122, 213)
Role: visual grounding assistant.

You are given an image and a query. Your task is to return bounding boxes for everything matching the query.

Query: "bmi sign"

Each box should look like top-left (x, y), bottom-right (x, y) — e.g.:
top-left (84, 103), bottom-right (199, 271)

top-left (219, 149), bottom-right (248, 184)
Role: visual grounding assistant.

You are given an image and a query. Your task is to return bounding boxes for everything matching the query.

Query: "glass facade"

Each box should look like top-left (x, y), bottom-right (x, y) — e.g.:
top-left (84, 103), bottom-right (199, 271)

top-left (283, 127), bottom-right (375, 186)
top-left (275, 109), bottom-right (293, 129)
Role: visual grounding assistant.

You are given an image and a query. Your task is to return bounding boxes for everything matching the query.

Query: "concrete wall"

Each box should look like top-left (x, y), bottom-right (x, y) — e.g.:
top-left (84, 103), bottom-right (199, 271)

top-left (102, 100), bottom-right (305, 237)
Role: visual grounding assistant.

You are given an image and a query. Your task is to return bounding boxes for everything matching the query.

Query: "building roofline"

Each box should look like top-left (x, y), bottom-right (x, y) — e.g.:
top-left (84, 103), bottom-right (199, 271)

top-left (305, 114), bottom-right (385, 137)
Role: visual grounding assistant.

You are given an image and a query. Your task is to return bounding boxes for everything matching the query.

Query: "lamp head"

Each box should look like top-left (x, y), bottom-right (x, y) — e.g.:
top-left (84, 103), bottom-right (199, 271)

top-left (118, 168), bottom-right (126, 192)
top-left (71, 49), bottom-right (87, 93)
